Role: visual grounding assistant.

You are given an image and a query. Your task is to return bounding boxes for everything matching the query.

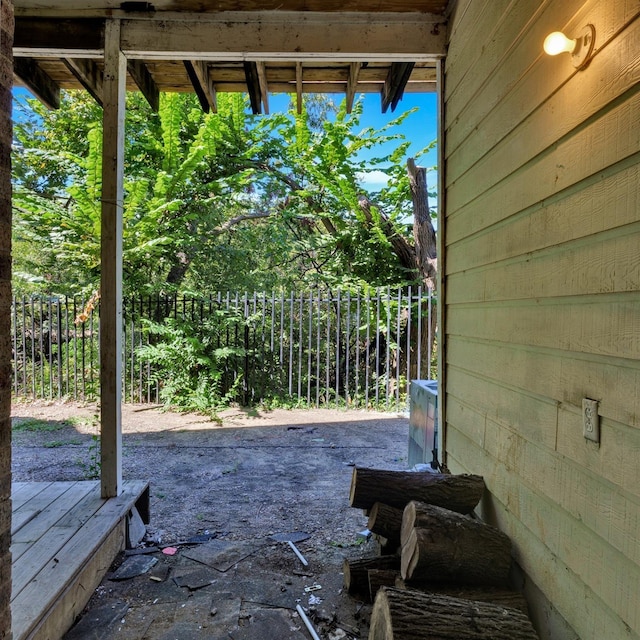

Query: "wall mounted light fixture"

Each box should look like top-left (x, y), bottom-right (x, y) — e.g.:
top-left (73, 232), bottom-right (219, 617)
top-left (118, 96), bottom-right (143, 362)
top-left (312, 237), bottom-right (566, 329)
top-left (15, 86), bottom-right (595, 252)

top-left (543, 24), bottom-right (595, 69)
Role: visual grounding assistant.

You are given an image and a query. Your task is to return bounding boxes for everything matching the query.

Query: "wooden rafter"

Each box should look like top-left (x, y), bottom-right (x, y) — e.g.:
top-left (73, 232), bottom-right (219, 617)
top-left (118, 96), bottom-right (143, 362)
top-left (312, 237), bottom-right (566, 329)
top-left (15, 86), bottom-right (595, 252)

top-left (127, 59), bottom-right (159, 112)
top-left (295, 61), bottom-right (303, 114)
top-left (63, 57), bottom-right (103, 106)
top-left (381, 61), bottom-right (414, 113)
top-left (244, 61), bottom-right (262, 114)
top-left (256, 61), bottom-right (269, 115)
top-left (346, 61), bottom-right (361, 114)
top-left (184, 60), bottom-right (217, 113)
top-left (14, 57), bottom-right (60, 109)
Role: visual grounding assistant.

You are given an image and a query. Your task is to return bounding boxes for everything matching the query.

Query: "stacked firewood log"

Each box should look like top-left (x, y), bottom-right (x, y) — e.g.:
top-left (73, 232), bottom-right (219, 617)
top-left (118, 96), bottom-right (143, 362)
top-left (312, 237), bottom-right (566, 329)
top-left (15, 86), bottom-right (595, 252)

top-left (344, 467), bottom-right (540, 640)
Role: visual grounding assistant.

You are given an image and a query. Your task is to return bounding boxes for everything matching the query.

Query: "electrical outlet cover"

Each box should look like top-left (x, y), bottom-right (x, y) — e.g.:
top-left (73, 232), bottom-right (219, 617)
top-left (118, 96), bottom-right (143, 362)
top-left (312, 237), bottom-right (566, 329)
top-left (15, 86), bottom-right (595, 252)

top-left (582, 398), bottom-right (600, 443)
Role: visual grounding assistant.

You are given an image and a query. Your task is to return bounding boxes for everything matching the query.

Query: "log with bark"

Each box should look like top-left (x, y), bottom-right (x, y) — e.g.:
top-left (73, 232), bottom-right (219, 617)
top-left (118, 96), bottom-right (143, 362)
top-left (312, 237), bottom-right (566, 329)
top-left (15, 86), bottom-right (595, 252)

top-left (392, 579), bottom-right (529, 615)
top-left (400, 504), bottom-right (512, 586)
top-left (369, 587), bottom-right (538, 640)
top-left (350, 468), bottom-right (485, 514)
top-left (368, 569), bottom-right (401, 602)
top-left (343, 556), bottom-right (400, 597)
top-left (368, 502), bottom-right (403, 548)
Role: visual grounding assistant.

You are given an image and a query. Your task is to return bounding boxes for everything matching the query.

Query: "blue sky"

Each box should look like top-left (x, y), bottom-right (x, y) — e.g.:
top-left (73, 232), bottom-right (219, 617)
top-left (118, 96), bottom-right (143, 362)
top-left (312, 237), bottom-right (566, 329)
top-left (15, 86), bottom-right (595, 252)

top-left (271, 90), bottom-right (438, 192)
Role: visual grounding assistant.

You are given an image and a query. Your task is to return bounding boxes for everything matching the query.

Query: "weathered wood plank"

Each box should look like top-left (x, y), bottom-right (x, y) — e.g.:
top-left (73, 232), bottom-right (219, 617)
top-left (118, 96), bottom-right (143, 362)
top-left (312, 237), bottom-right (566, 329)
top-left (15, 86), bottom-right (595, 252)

top-left (11, 480), bottom-right (148, 640)
top-left (11, 482), bottom-right (50, 510)
top-left (13, 18), bottom-right (103, 56)
top-left (345, 61), bottom-right (360, 113)
top-left (25, 520), bottom-right (125, 640)
top-left (11, 484), bottom-right (104, 599)
top-left (11, 481), bottom-right (78, 538)
top-left (256, 61), bottom-right (269, 115)
top-left (119, 13), bottom-right (447, 60)
top-left (381, 62), bottom-right (414, 113)
top-left (14, 0), bottom-right (449, 14)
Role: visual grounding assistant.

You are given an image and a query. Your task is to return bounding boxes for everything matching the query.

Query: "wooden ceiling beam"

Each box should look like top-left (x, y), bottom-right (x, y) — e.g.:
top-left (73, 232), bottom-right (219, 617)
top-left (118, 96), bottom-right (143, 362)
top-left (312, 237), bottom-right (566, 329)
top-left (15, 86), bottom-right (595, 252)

top-left (345, 61), bottom-right (361, 114)
top-left (13, 57), bottom-right (60, 109)
top-left (63, 58), bottom-right (104, 106)
top-left (381, 61), bottom-right (414, 113)
top-left (256, 61), bottom-right (269, 115)
top-left (14, 18), bottom-right (103, 57)
top-left (243, 61), bottom-right (262, 115)
top-left (14, 1), bottom-right (448, 15)
top-left (119, 13), bottom-right (446, 60)
top-left (295, 61), bottom-right (303, 114)
top-left (184, 60), bottom-right (217, 113)
top-left (127, 59), bottom-right (159, 112)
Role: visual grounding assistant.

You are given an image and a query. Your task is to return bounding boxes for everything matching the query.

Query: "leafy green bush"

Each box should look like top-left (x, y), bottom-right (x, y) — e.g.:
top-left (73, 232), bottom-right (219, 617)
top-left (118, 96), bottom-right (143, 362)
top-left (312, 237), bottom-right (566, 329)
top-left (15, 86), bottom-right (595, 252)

top-left (137, 313), bottom-right (244, 415)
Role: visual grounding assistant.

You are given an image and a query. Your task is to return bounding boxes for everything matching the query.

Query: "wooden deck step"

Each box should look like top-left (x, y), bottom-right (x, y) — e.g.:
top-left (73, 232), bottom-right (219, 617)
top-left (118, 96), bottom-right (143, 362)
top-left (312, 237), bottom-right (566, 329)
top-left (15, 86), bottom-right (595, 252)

top-left (11, 480), bottom-right (149, 640)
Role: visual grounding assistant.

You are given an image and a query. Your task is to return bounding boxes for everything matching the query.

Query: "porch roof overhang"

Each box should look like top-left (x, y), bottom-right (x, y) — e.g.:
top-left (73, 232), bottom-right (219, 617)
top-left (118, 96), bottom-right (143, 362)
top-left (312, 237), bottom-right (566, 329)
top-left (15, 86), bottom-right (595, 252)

top-left (14, 1), bottom-right (448, 113)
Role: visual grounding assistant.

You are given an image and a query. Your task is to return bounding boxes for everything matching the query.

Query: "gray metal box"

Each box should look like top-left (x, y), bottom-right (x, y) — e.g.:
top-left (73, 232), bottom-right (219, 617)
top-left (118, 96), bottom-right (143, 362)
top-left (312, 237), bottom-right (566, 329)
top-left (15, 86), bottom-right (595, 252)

top-left (408, 380), bottom-right (438, 468)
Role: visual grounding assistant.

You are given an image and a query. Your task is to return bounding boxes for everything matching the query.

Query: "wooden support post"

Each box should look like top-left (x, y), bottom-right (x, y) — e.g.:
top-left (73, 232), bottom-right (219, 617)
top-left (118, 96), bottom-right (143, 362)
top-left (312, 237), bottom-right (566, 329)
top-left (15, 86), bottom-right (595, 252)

top-left (100, 18), bottom-right (125, 498)
top-left (295, 61), bottom-right (303, 114)
top-left (256, 61), bottom-right (269, 115)
top-left (345, 61), bottom-right (361, 114)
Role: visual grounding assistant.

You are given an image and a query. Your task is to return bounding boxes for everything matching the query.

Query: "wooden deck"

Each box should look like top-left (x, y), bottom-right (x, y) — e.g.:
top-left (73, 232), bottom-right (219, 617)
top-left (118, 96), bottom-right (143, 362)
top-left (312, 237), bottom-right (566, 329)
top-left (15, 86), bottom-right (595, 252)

top-left (11, 480), bottom-right (150, 640)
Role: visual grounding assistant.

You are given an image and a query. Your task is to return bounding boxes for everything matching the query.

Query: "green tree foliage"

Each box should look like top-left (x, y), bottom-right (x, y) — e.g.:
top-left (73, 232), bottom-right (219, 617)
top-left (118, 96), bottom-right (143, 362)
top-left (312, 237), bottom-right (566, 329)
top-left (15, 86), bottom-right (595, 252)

top-left (13, 90), bottom-right (433, 298)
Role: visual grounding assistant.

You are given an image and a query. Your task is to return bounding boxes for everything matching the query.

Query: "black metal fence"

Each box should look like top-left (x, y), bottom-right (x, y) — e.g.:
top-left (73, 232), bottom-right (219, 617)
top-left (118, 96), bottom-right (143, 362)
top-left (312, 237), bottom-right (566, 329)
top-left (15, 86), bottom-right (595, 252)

top-left (11, 287), bottom-right (436, 410)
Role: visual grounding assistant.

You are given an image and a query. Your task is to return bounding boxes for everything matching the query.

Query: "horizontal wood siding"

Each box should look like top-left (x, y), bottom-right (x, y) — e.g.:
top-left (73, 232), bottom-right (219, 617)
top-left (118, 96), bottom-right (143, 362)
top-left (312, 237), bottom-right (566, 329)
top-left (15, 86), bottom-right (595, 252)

top-left (443, 1), bottom-right (640, 638)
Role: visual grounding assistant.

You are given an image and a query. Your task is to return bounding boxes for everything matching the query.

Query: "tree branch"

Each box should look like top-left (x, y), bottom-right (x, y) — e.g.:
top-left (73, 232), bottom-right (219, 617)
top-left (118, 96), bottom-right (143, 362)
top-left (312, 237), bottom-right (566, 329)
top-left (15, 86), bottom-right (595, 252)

top-left (210, 210), bottom-right (274, 236)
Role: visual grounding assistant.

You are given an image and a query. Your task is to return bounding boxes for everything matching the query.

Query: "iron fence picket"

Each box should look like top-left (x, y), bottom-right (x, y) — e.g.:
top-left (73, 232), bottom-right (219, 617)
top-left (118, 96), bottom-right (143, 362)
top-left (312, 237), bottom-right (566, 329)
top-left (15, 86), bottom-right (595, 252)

top-left (11, 287), bottom-right (434, 410)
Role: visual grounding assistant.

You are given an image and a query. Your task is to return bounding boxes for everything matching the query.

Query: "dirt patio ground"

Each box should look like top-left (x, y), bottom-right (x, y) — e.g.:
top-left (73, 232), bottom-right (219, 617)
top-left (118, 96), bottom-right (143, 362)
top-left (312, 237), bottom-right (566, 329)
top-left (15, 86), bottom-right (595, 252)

top-left (11, 400), bottom-right (410, 639)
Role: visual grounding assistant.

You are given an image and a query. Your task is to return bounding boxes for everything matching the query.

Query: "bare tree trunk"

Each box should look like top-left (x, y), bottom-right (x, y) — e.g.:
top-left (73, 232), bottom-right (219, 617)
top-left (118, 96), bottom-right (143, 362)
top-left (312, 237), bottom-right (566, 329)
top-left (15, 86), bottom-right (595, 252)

top-left (407, 158), bottom-right (437, 380)
top-left (407, 158), bottom-right (437, 291)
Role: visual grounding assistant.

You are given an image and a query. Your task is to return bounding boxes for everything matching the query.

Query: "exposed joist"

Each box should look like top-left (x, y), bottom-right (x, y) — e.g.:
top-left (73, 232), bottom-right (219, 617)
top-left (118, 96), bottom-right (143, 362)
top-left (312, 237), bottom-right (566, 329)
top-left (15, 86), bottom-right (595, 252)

top-left (127, 59), bottom-right (159, 112)
top-left (345, 61), bottom-right (361, 114)
top-left (14, 1), bottom-right (448, 15)
top-left (63, 58), bottom-right (103, 106)
top-left (13, 57), bottom-right (60, 109)
top-left (381, 61), bottom-right (414, 113)
top-left (14, 18), bottom-right (103, 57)
top-left (184, 60), bottom-right (217, 113)
top-left (295, 61), bottom-right (303, 114)
top-left (243, 61), bottom-right (262, 115)
top-left (256, 61), bottom-right (269, 115)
